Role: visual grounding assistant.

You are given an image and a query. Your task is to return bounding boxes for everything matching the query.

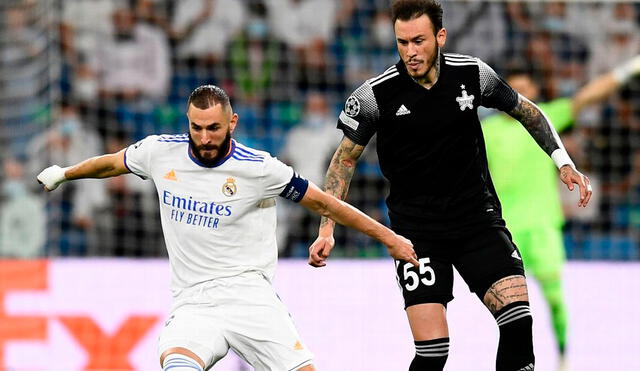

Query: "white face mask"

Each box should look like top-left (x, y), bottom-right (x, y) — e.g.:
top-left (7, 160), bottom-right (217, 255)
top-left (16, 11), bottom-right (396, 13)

top-left (543, 17), bottom-right (565, 33)
top-left (558, 78), bottom-right (578, 97)
top-left (2, 180), bottom-right (27, 199)
top-left (304, 113), bottom-right (327, 129)
top-left (59, 117), bottom-right (80, 136)
top-left (74, 77), bottom-right (98, 101)
top-left (373, 21), bottom-right (395, 47)
top-left (247, 19), bottom-right (268, 40)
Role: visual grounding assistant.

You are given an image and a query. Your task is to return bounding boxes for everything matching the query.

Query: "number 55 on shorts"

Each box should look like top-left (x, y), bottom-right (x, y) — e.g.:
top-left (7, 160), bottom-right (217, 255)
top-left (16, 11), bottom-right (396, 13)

top-left (396, 258), bottom-right (436, 291)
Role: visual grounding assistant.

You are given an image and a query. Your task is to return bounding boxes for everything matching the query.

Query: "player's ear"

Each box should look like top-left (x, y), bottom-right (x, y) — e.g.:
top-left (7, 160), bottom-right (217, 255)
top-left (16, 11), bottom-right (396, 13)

top-left (229, 113), bottom-right (238, 134)
top-left (436, 27), bottom-right (446, 48)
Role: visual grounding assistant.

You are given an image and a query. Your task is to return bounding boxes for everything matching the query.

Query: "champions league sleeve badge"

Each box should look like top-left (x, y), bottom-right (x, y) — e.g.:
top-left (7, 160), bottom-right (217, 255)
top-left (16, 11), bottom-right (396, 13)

top-left (345, 95), bottom-right (360, 117)
top-left (222, 177), bottom-right (237, 197)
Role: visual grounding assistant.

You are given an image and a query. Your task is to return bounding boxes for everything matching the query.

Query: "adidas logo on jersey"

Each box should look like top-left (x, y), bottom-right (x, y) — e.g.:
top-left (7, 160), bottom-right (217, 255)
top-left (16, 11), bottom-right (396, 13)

top-left (294, 340), bottom-right (304, 350)
top-left (511, 250), bottom-right (522, 260)
top-left (164, 170), bottom-right (178, 181)
top-left (396, 104), bottom-right (411, 116)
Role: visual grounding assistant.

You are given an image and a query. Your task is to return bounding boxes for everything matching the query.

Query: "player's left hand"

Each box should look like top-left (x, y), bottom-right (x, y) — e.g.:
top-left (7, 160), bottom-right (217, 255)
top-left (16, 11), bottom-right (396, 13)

top-left (559, 165), bottom-right (592, 207)
top-left (308, 234), bottom-right (335, 268)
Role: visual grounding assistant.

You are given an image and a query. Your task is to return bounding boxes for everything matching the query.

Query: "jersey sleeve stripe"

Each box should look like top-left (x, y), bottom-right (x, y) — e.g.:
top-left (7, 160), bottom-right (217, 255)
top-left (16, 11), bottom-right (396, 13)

top-left (445, 61), bottom-right (478, 66)
top-left (384, 65), bottom-right (397, 73)
top-left (235, 146), bottom-right (265, 159)
top-left (368, 66), bottom-right (398, 84)
top-left (234, 152), bottom-right (265, 161)
top-left (370, 72), bottom-right (399, 87)
top-left (231, 154), bottom-right (264, 162)
top-left (444, 56), bottom-right (476, 61)
top-left (158, 134), bottom-right (188, 139)
top-left (443, 53), bottom-right (475, 60)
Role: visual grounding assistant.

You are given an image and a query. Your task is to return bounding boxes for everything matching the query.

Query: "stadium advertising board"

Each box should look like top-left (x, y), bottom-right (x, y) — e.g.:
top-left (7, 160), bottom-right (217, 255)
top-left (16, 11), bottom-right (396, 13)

top-left (1, 260), bottom-right (637, 370)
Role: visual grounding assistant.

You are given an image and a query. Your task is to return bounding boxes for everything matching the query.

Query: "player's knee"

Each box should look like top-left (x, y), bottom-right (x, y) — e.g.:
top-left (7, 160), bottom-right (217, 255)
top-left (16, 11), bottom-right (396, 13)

top-left (494, 301), bottom-right (535, 371)
top-left (409, 337), bottom-right (449, 371)
top-left (483, 275), bottom-right (529, 314)
top-left (162, 353), bottom-right (204, 371)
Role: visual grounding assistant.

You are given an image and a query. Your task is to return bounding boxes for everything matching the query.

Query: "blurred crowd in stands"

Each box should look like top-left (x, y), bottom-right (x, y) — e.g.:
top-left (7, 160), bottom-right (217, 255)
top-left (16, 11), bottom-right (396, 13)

top-left (1, 0), bottom-right (639, 259)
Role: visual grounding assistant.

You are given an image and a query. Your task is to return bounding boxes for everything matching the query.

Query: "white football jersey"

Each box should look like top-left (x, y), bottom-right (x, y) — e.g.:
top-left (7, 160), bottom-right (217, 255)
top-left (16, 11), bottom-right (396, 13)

top-left (125, 134), bottom-right (300, 294)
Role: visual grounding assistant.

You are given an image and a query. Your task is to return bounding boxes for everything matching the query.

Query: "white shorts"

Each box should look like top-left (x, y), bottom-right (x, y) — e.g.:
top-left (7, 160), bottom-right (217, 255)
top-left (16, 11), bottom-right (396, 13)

top-left (158, 272), bottom-right (314, 371)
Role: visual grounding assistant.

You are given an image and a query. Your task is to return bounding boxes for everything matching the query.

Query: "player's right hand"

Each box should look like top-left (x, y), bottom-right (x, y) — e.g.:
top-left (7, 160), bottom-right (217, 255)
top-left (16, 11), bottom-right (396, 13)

top-left (308, 234), bottom-right (335, 268)
top-left (37, 165), bottom-right (67, 191)
top-left (387, 234), bottom-right (419, 268)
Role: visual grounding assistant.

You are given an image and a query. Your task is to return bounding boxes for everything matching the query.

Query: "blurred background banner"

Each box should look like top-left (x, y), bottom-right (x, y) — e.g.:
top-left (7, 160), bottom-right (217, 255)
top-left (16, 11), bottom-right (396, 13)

top-left (1, 0), bottom-right (639, 370)
top-left (1, 259), bottom-right (639, 370)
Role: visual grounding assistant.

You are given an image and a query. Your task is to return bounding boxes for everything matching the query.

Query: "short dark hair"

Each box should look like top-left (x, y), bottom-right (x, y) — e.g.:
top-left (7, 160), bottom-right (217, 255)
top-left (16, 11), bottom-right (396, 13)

top-left (391, 0), bottom-right (443, 34)
top-left (187, 85), bottom-right (231, 111)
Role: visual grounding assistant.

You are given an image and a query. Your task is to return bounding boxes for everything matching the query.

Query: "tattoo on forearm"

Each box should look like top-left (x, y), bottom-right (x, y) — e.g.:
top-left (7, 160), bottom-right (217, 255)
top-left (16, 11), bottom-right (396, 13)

top-left (508, 96), bottom-right (560, 156)
top-left (484, 275), bottom-right (529, 314)
top-left (319, 139), bottom-right (364, 228)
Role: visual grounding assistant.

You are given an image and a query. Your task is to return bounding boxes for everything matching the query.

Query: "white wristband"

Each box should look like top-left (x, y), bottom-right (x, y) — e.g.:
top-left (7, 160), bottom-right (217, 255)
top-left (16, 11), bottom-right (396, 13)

top-left (551, 149), bottom-right (575, 170)
top-left (36, 165), bottom-right (69, 191)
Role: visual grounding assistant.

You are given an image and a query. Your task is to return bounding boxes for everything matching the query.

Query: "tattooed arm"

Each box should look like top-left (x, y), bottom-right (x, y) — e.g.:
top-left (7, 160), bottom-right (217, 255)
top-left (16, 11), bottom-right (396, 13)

top-left (308, 136), bottom-right (365, 267)
top-left (507, 94), bottom-right (592, 207)
top-left (507, 94), bottom-right (567, 158)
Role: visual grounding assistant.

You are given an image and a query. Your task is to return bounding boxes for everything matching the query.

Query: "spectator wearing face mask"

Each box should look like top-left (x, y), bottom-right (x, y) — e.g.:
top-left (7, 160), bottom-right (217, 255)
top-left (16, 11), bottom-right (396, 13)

top-left (265, 0), bottom-right (354, 93)
top-left (0, 158), bottom-right (45, 258)
top-left (171, 0), bottom-right (247, 87)
top-left (92, 7), bottom-right (170, 101)
top-left (278, 92), bottom-right (342, 256)
top-left (344, 9), bottom-right (400, 91)
top-left (26, 100), bottom-right (107, 255)
top-left (227, 2), bottom-right (291, 104)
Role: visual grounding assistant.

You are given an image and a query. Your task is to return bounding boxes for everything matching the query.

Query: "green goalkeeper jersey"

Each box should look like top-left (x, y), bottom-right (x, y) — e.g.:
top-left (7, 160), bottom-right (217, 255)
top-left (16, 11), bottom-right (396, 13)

top-left (482, 98), bottom-right (574, 230)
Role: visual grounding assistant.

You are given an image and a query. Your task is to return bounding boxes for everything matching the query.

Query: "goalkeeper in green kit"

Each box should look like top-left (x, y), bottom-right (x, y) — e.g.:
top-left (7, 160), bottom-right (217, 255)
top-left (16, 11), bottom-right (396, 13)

top-left (482, 55), bottom-right (640, 364)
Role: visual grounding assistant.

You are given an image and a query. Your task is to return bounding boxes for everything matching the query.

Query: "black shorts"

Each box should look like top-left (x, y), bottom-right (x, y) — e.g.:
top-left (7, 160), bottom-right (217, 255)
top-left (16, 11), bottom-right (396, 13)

top-left (394, 227), bottom-right (525, 308)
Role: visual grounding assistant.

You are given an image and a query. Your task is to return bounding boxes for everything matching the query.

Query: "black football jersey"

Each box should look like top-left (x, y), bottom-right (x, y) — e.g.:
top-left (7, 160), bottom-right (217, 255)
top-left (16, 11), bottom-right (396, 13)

top-left (337, 53), bottom-right (519, 237)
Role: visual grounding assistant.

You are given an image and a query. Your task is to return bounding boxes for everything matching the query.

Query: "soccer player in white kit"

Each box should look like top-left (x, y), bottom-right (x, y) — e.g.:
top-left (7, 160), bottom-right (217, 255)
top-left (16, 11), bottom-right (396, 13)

top-left (37, 85), bottom-right (418, 371)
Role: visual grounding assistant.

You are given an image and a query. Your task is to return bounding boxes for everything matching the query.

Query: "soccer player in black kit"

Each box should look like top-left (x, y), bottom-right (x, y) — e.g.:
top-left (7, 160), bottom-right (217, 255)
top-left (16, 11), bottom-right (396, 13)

top-left (308, 1), bottom-right (592, 371)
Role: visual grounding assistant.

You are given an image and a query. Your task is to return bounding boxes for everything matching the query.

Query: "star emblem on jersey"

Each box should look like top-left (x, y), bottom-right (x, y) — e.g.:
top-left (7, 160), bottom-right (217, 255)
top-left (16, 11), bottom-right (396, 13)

top-left (345, 95), bottom-right (360, 117)
top-left (456, 84), bottom-right (475, 111)
top-left (396, 104), bottom-right (411, 116)
top-left (164, 170), bottom-right (178, 181)
top-left (222, 177), bottom-right (237, 197)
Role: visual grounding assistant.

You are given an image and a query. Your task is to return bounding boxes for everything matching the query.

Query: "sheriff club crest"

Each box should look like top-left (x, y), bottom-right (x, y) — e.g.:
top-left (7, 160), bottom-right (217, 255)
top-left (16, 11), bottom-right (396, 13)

top-left (456, 84), bottom-right (474, 111)
top-left (222, 177), bottom-right (237, 197)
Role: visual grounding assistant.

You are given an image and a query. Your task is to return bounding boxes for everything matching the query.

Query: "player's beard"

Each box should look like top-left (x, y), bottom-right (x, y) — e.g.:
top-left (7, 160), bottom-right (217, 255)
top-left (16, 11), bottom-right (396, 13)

top-left (408, 45), bottom-right (440, 82)
top-left (189, 129), bottom-right (232, 166)
top-left (426, 45), bottom-right (440, 78)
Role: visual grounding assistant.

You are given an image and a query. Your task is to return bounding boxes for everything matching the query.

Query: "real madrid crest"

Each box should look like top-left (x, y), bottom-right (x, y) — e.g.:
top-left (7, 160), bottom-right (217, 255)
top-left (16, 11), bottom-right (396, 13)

top-left (222, 177), bottom-right (237, 197)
